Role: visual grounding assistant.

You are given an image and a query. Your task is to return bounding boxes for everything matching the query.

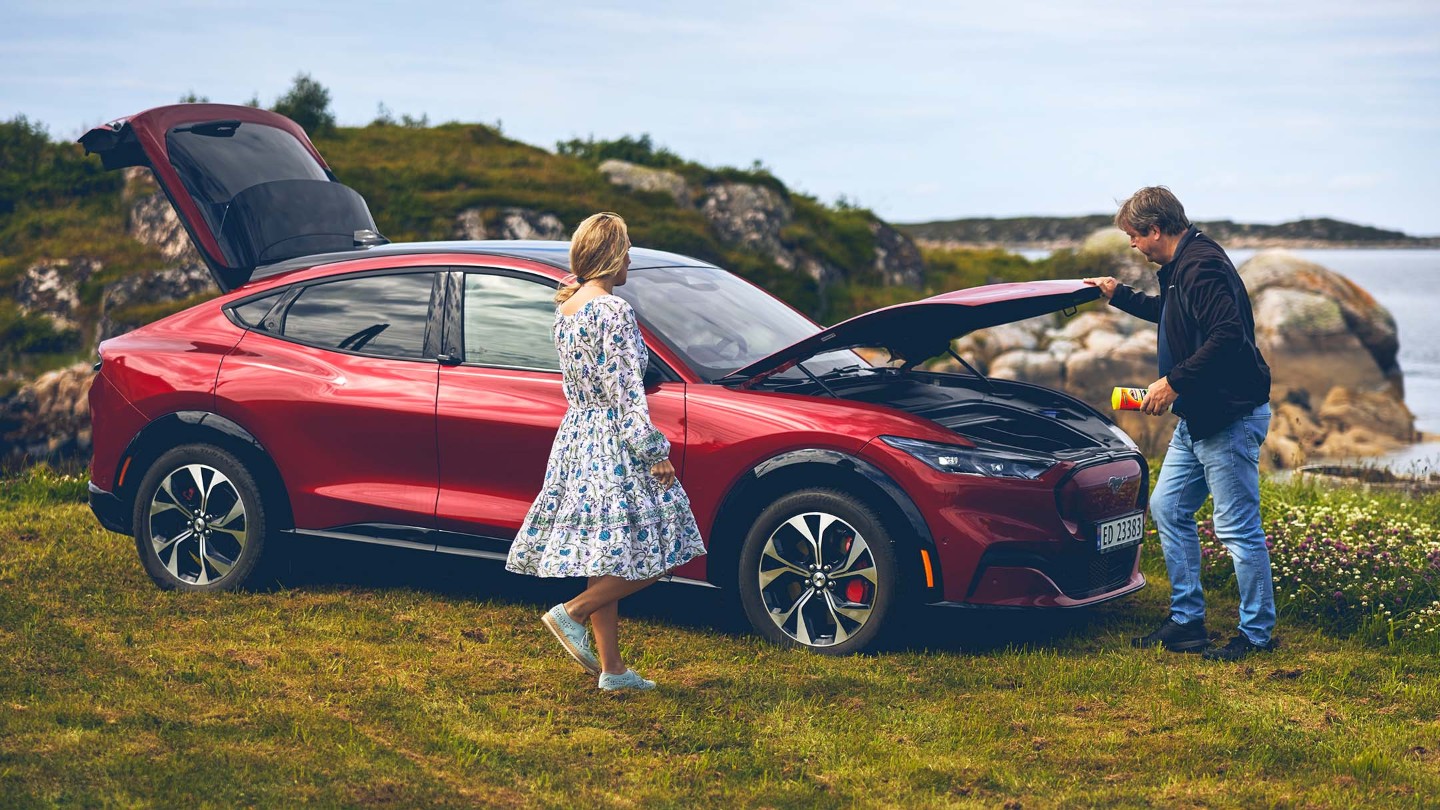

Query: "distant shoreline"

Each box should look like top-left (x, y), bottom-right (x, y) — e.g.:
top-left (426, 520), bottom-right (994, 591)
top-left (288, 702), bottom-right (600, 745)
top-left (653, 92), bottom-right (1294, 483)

top-left (898, 215), bottom-right (1440, 253)
top-left (914, 237), bottom-right (1440, 252)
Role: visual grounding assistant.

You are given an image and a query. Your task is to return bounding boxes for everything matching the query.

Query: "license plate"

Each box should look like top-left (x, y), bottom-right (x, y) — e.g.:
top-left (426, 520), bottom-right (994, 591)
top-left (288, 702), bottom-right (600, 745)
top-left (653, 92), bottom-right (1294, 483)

top-left (1095, 511), bottom-right (1145, 553)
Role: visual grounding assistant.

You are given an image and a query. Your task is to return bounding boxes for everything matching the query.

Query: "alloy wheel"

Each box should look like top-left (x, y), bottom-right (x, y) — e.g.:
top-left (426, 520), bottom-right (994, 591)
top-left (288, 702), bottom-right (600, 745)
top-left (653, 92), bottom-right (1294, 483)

top-left (756, 511), bottom-right (879, 647)
top-left (147, 463), bottom-right (248, 586)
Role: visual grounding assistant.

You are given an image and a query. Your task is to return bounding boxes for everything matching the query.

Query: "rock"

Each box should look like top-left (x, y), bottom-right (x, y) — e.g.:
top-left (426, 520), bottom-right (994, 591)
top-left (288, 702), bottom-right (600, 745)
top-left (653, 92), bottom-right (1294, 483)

top-left (1081, 330), bottom-right (1123, 355)
top-left (1241, 249), bottom-right (1400, 393)
top-left (95, 265), bottom-right (216, 348)
top-left (495, 208), bottom-right (567, 241)
top-left (1056, 309), bottom-right (1136, 344)
top-left (127, 187), bottom-right (203, 266)
top-left (597, 159), bottom-right (691, 206)
top-left (953, 318), bottom-right (1047, 370)
top-left (1249, 288), bottom-right (1392, 402)
top-left (1046, 338), bottom-right (1080, 364)
top-left (1064, 347), bottom-right (1155, 404)
top-left (988, 350), bottom-right (1064, 390)
top-left (0, 362), bottom-right (94, 461)
top-left (16, 259), bottom-right (101, 331)
top-left (869, 221), bottom-right (925, 288)
top-left (699, 182), bottom-right (795, 269)
top-left (1113, 329), bottom-right (1158, 361)
top-left (1315, 387), bottom-right (1415, 442)
top-left (451, 209), bottom-right (487, 240)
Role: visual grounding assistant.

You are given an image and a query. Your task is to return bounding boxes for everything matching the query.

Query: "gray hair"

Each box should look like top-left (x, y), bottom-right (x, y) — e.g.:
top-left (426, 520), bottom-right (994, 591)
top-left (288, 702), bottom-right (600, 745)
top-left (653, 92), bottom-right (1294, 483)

top-left (1115, 186), bottom-right (1191, 236)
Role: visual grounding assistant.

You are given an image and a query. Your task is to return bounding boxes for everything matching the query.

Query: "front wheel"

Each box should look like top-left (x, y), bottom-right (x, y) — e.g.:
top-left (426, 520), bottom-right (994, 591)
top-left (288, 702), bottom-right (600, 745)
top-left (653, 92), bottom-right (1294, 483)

top-left (131, 443), bottom-right (273, 591)
top-left (738, 488), bottom-right (899, 654)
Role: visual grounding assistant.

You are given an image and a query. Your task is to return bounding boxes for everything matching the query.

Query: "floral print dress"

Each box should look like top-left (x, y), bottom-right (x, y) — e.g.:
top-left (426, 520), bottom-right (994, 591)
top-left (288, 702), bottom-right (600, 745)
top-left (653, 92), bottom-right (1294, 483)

top-left (505, 294), bottom-right (706, 580)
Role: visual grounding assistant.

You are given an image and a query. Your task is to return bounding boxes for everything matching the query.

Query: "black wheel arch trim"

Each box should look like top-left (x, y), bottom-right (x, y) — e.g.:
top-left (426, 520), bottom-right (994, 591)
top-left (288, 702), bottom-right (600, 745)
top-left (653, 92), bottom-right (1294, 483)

top-left (716, 447), bottom-right (942, 597)
top-left (112, 410), bottom-right (293, 528)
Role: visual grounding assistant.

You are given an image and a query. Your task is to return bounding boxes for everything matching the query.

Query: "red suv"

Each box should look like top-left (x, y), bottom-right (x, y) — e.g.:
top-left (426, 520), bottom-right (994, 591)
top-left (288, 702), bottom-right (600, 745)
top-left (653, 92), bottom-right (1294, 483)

top-left (82, 104), bottom-right (1147, 653)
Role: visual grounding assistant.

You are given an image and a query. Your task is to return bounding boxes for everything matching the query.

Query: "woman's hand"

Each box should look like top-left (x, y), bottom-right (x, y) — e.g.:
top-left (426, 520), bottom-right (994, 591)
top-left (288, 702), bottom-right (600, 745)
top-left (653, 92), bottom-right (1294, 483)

top-left (1083, 276), bottom-right (1119, 299)
top-left (651, 459), bottom-right (676, 489)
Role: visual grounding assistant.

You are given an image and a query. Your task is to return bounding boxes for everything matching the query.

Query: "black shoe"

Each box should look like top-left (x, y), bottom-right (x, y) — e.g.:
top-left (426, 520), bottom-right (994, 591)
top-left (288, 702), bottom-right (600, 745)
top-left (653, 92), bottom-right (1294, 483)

top-left (1202, 634), bottom-right (1276, 661)
top-left (1131, 617), bottom-right (1210, 652)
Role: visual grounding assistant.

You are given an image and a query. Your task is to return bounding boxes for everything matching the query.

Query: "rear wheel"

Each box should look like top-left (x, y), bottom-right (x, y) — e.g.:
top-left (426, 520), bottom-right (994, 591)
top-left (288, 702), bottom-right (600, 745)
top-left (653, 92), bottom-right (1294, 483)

top-left (131, 443), bottom-right (272, 591)
top-left (738, 488), bottom-right (899, 654)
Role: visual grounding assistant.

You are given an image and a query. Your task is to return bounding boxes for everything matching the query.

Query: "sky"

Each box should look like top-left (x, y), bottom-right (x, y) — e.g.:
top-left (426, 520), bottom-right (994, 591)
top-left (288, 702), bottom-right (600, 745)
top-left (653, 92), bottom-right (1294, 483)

top-left (3, 0), bottom-right (1438, 235)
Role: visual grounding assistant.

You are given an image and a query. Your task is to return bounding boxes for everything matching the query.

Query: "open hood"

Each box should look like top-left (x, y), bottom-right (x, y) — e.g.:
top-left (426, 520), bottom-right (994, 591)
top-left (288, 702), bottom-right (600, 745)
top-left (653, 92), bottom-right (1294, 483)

top-left (722, 279), bottom-right (1102, 385)
top-left (79, 103), bottom-right (385, 293)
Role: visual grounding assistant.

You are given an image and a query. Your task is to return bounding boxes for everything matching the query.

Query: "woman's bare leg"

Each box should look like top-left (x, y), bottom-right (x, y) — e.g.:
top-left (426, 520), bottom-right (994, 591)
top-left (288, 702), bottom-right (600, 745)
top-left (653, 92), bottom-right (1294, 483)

top-left (588, 598), bottom-right (624, 674)
top-left (565, 575), bottom-right (658, 622)
top-left (565, 575), bottom-right (660, 675)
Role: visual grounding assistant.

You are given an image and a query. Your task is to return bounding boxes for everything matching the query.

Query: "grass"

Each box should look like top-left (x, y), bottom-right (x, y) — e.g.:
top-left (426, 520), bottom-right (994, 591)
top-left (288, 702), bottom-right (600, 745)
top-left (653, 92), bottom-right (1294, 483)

top-left (2, 470), bottom-right (1439, 807)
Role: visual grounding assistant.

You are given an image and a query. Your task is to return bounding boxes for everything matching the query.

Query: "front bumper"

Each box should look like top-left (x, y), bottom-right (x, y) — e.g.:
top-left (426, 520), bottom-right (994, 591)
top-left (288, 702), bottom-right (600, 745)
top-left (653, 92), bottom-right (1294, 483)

top-left (88, 481), bottom-right (131, 535)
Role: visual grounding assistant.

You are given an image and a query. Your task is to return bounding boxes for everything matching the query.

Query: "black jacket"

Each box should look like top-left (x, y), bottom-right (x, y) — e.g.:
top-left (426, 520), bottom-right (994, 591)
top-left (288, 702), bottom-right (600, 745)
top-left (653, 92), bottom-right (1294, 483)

top-left (1109, 226), bottom-right (1271, 440)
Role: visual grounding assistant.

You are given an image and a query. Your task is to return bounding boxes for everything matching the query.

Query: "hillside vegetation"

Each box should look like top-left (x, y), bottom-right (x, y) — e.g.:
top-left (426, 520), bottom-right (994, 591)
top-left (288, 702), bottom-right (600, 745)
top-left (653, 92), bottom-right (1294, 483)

top-left (0, 112), bottom-right (1099, 383)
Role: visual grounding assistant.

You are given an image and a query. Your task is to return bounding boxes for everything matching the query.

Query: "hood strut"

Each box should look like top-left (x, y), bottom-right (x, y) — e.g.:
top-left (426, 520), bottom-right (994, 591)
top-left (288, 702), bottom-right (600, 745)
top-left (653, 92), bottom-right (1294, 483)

top-left (947, 348), bottom-right (995, 396)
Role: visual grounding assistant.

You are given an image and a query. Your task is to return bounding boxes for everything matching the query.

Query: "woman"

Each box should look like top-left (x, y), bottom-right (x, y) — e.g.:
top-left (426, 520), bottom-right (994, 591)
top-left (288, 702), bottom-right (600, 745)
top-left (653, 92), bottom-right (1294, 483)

top-left (505, 212), bottom-right (706, 691)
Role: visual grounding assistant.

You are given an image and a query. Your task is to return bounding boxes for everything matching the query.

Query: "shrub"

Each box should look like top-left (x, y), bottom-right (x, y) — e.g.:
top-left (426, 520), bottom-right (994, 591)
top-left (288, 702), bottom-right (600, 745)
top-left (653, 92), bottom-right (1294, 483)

top-left (272, 73), bottom-right (337, 137)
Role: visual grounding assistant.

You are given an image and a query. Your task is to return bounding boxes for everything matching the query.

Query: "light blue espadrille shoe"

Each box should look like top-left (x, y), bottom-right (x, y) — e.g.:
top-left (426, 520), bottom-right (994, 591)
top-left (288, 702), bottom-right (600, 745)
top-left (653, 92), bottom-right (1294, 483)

top-left (540, 603), bottom-right (601, 676)
top-left (597, 669), bottom-right (657, 691)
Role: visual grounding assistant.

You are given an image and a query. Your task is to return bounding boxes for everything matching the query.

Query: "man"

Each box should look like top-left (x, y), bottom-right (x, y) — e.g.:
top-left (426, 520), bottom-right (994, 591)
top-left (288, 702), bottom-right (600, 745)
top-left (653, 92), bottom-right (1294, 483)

top-left (1084, 186), bottom-right (1275, 661)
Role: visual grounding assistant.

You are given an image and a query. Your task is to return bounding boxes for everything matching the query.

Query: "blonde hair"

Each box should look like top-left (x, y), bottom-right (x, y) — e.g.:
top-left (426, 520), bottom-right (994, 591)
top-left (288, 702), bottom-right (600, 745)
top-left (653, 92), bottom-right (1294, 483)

top-left (555, 212), bottom-right (631, 304)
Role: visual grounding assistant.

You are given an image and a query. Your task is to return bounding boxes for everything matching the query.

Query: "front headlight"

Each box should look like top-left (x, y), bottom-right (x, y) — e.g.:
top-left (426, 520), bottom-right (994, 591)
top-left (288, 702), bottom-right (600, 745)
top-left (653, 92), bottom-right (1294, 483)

top-left (880, 435), bottom-right (1055, 480)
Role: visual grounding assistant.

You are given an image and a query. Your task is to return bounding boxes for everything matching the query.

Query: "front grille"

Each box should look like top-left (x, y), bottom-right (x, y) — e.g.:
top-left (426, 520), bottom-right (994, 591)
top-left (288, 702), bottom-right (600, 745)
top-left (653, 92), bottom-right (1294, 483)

top-left (977, 544), bottom-right (1140, 600)
top-left (1050, 546), bottom-right (1140, 599)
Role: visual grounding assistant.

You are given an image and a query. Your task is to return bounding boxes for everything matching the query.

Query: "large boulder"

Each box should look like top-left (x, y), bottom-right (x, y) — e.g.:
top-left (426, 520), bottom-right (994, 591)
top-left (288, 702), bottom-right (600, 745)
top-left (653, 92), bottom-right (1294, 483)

top-left (598, 159), bottom-right (691, 206)
top-left (1240, 249), bottom-right (1401, 396)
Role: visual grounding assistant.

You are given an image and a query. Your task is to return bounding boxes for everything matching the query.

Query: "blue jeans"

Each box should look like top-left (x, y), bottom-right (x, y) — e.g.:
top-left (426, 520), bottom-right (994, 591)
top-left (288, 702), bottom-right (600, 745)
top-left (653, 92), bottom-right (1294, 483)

top-left (1150, 403), bottom-right (1275, 645)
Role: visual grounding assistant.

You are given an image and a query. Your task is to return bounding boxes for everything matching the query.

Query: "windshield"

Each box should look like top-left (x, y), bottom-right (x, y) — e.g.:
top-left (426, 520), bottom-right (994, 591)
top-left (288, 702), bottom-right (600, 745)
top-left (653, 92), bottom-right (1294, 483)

top-left (615, 265), bottom-right (865, 381)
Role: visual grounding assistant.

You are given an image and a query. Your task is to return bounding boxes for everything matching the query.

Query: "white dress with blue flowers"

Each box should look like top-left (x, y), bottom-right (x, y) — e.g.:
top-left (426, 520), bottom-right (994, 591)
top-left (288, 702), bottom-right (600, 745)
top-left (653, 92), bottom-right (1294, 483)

top-left (505, 294), bottom-right (706, 580)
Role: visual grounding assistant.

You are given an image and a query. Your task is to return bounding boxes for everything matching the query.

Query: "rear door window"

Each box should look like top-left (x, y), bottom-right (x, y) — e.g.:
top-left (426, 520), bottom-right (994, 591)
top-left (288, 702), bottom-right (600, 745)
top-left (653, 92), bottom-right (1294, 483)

top-left (280, 272), bottom-right (437, 360)
top-left (461, 273), bottom-right (560, 371)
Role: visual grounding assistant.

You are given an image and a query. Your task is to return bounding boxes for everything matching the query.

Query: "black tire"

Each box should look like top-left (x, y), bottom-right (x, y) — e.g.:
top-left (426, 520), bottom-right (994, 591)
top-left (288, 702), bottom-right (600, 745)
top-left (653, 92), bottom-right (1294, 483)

top-left (131, 443), bottom-right (273, 591)
top-left (738, 488), bottom-right (899, 654)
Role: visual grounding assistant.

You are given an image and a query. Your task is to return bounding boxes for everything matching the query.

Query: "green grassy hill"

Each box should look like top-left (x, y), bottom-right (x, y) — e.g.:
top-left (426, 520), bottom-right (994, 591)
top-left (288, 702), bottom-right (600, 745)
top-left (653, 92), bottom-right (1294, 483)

top-left (1, 115), bottom-right (1107, 386)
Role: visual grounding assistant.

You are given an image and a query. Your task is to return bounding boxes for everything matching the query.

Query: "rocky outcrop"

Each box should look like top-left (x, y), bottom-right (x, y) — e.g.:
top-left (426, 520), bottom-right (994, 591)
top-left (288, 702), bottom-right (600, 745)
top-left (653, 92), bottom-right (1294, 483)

top-left (593, 166), bottom-right (925, 293)
top-left (0, 362), bottom-right (94, 462)
top-left (16, 258), bottom-right (102, 332)
top-left (496, 208), bottom-right (567, 241)
top-left (598, 159), bottom-right (691, 206)
top-left (870, 221), bottom-right (925, 288)
top-left (94, 265), bottom-right (214, 348)
top-left (699, 183), bottom-right (796, 268)
top-left (127, 188), bottom-right (203, 267)
top-left (451, 209), bottom-right (487, 240)
top-left (450, 207), bottom-right (567, 241)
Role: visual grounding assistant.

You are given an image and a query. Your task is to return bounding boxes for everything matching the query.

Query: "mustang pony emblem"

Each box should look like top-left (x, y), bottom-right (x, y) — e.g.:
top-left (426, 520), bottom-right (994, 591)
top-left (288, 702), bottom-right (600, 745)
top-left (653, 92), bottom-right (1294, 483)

top-left (1107, 475), bottom-right (1130, 494)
